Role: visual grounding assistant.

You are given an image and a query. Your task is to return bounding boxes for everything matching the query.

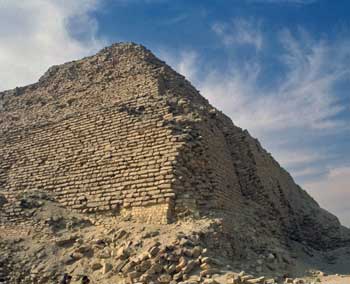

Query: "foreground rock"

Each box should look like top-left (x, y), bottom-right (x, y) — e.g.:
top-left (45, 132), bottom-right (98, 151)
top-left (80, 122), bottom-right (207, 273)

top-left (0, 193), bottom-right (349, 284)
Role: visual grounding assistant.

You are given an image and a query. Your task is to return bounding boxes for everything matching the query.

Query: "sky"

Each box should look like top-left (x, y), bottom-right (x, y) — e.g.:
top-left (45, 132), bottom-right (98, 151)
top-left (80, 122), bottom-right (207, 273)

top-left (0, 0), bottom-right (349, 226)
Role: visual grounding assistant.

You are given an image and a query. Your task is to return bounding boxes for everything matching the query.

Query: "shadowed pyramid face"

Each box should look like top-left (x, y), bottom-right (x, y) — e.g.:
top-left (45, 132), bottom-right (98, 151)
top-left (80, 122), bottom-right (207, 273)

top-left (0, 43), bottom-right (348, 251)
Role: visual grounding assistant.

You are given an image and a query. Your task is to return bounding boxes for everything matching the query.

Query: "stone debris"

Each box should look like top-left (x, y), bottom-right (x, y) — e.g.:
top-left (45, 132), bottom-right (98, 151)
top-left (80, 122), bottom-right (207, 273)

top-left (0, 43), bottom-right (350, 283)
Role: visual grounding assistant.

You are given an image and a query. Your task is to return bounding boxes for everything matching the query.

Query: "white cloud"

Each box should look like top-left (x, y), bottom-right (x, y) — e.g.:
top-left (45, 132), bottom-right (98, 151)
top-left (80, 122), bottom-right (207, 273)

top-left (202, 28), bottom-right (349, 134)
top-left (212, 18), bottom-right (263, 50)
top-left (290, 167), bottom-right (323, 178)
top-left (304, 167), bottom-right (350, 227)
top-left (156, 49), bottom-right (200, 83)
top-left (272, 149), bottom-right (323, 168)
top-left (0, 0), bottom-right (106, 91)
top-left (175, 51), bottom-right (199, 81)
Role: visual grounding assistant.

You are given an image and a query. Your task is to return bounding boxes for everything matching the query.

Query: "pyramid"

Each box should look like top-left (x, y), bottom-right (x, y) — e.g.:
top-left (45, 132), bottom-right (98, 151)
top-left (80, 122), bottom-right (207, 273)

top-left (0, 43), bottom-right (349, 256)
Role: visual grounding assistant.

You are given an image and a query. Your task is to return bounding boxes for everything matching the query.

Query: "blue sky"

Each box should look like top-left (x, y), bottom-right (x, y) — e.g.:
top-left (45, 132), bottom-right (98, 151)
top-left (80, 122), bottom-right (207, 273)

top-left (0, 0), bottom-right (349, 225)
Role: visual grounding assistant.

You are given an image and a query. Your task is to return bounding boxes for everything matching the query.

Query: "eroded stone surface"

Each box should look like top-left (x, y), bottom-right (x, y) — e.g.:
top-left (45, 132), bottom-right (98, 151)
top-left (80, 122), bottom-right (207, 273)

top-left (0, 43), bottom-right (350, 283)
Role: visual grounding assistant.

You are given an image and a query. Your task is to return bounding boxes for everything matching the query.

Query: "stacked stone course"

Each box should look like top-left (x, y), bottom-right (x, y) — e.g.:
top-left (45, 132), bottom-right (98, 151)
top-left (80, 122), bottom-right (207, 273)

top-left (0, 44), bottom-right (187, 224)
top-left (0, 43), bottom-right (349, 252)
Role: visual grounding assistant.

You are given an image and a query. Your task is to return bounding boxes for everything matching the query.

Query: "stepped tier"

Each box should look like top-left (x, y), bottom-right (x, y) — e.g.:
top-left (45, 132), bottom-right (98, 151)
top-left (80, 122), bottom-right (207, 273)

top-left (1, 43), bottom-right (349, 256)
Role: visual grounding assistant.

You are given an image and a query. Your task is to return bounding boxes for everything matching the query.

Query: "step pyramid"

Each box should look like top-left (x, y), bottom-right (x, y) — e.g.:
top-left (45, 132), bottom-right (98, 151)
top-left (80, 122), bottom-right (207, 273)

top-left (0, 43), bottom-right (349, 254)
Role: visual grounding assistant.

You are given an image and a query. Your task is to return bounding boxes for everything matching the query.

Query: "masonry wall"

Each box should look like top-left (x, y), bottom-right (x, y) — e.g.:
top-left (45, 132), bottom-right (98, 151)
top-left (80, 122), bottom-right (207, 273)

top-left (0, 43), bottom-right (347, 250)
top-left (156, 66), bottom-right (247, 218)
top-left (0, 43), bottom-right (195, 225)
top-left (0, 44), bottom-right (190, 224)
top-left (0, 91), bottom-right (185, 223)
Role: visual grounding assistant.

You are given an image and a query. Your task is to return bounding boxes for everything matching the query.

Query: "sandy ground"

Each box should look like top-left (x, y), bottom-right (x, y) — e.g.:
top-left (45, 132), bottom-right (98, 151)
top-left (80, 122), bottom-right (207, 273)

top-left (317, 275), bottom-right (350, 284)
top-left (1, 195), bottom-right (349, 284)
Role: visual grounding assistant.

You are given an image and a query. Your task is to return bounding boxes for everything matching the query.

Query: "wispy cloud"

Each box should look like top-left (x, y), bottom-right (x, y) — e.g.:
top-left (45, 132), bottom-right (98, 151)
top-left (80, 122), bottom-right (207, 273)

top-left (206, 26), bottom-right (349, 133)
top-left (305, 166), bottom-right (350, 226)
top-left (163, 13), bottom-right (189, 25)
top-left (212, 18), bottom-right (263, 50)
top-left (290, 167), bottom-right (324, 178)
top-left (273, 149), bottom-right (324, 168)
top-left (0, 0), bottom-right (106, 91)
top-left (174, 51), bottom-right (199, 80)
